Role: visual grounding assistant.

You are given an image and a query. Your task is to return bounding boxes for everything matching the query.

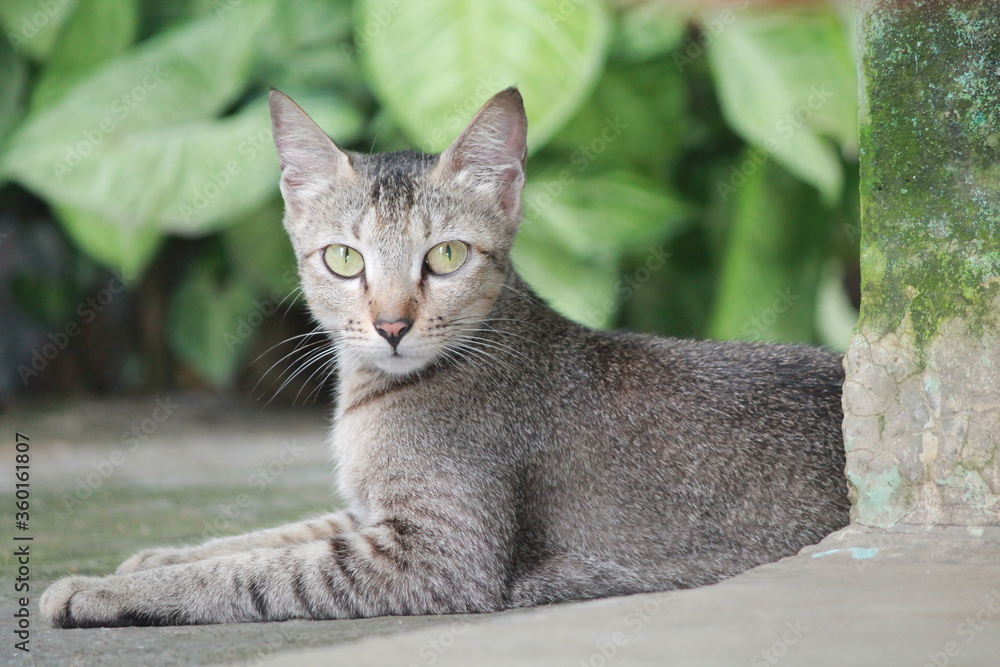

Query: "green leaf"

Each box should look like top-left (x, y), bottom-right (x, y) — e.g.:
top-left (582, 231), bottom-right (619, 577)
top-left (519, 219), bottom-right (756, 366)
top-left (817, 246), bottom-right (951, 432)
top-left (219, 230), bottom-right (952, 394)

top-left (168, 260), bottom-right (257, 388)
top-left (0, 36), bottom-right (29, 153)
top-left (266, 45), bottom-right (364, 99)
top-left (41, 100), bottom-right (277, 238)
top-left (0, 0), bottom-right (81, 62)
top-left (1, 2), bottom-right (304, 260)
top-left (357, 0), bottom-right (609, 153)
top-left (706, 8), bottom-right (856, 204)
top-left (54, 204), bottom-right (162, 277)
top-left (136, 0), bottom-right (234, 33)
top-left (707, 157), bottom-right (830, 343)
top-left (31, 0), bottom-right (139, 111)
top-left (258, 0), bottom-right (352, 55)
top-left (522, 171), bottom-right (689, 258)
top-left (254, 0), bottom-right (362, 96)
top-left (223, 198), bottom-right (298, 294)
top-left (143, 100), bottom-right (277, 235)
top-left (546, 61), bottom-right (686, 174)
top-left (815, 260), bottom-right (858, 352)
top-left (515, 172), bottom-right (688, 327)
top-left (4, 1), bottom-right (274, 174)
top-left (159, 94), bottom-right (360, 235)
top-left (512, 221), bottom-right (620, 329)
top-left (610, 2), bottom-right (686, 63)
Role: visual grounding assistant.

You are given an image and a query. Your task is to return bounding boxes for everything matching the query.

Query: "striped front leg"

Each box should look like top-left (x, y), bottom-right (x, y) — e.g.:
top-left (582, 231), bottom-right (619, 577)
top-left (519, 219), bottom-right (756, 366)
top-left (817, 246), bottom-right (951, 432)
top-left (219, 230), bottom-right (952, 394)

top-left (116, 513), bottom-right (358, 573)
top-left (42, 516), bottom-right (507, 627)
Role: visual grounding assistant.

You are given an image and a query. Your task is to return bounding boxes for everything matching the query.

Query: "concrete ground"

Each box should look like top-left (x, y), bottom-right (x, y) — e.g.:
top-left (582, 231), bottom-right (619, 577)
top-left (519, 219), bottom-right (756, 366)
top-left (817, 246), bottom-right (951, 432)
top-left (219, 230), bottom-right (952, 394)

top-left (2, 395), bottom-right (998, 666)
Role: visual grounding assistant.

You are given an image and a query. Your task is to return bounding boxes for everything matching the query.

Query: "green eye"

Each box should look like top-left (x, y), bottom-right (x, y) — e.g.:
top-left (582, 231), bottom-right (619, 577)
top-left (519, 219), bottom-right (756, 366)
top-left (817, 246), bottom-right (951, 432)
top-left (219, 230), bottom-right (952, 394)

top-left (323, 244), bottom-right (365, 277)
top-left (425, 241), bottom-right (469, 275)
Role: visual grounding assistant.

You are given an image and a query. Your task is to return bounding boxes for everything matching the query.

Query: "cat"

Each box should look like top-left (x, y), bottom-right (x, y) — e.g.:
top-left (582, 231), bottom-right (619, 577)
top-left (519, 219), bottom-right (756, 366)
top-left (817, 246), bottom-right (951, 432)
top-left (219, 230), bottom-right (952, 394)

top-left (40, 87), bottom-right (849, 628)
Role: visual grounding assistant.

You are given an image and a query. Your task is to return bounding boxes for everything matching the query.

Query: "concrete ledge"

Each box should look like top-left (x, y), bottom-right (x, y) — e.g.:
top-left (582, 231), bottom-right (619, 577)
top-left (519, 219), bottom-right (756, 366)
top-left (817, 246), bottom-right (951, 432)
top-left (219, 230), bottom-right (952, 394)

top-left (262, 526), bottom-right (1000, 667)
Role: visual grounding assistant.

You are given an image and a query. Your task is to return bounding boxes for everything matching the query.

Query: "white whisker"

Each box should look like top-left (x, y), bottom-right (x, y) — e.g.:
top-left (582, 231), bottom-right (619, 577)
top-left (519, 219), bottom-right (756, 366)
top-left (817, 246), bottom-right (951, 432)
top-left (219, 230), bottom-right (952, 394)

top-left (253, 338), bottom-right (329, 398)
top-left (266, 341), bottom-right (341, 406)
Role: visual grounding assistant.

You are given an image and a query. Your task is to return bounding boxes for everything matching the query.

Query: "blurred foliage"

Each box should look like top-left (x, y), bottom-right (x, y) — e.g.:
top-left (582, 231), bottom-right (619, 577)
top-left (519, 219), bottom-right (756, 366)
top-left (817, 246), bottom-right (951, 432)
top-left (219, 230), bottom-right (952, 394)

top-left (0, 0), bottom-right (860, 396)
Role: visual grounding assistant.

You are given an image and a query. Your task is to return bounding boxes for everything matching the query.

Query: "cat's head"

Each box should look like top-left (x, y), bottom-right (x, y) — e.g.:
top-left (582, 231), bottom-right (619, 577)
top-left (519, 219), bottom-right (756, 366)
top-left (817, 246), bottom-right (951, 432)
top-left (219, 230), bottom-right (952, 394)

top-left (269, 88), bottom-right (527, 376)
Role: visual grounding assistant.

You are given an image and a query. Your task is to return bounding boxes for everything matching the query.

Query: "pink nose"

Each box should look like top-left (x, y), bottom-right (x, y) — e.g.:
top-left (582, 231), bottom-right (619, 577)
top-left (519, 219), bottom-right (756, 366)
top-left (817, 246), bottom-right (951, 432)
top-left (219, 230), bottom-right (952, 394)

top-left (374, 319), bottom-right (412, 350)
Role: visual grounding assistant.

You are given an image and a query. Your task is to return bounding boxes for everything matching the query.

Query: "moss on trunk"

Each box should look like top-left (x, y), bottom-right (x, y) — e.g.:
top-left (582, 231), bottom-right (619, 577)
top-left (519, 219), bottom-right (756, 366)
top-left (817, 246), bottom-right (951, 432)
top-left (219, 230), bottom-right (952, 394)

top-left (858, 0), bottom-right (1000, 350)
top-left (846, 0), bottom-right (1000, 527)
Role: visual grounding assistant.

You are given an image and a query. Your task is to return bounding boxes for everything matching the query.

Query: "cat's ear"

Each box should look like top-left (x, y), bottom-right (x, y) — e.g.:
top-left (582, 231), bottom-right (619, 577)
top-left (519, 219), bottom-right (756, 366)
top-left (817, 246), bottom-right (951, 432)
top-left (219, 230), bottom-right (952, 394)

top-left (269, 89), bottom-right (354, 218)
top-left (432, 87), bottom-right (527, 221)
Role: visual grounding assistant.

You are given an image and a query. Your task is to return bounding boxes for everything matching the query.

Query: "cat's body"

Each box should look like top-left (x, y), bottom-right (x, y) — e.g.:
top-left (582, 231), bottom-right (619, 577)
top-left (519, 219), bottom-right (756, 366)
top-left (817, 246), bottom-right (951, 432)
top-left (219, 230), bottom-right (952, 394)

top-left (41, 89), bottom-right (848, 628)
top-left (331, 276), bottom-right (848, 607)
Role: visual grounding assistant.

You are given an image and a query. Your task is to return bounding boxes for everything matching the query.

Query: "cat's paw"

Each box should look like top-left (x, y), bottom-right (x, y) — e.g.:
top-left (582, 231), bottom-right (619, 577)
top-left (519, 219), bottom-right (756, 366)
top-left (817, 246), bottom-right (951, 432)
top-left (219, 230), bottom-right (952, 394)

top-left (116, 547), bottom-right (192, 574)
top-left (41, 576), bottom-right (131, 629)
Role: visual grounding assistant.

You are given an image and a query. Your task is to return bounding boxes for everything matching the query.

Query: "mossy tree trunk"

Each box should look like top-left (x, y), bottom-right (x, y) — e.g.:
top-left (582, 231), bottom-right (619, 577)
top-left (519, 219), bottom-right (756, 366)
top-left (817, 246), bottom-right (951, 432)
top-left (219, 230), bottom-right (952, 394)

top-left (844, 0), bottom-right (1000, 527)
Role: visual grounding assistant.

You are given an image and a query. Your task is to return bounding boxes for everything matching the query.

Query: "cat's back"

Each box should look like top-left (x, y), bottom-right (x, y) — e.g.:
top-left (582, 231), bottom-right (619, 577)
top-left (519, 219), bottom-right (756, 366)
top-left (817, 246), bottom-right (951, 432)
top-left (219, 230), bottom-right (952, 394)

top-left (518, 320), bottom-right (844, 447)
top-left (499, 324), bottom-right (849, 589)
top-left (591, 331), bottom-right (844, 426)
top-left (534, 325), bottom-right (847, 495)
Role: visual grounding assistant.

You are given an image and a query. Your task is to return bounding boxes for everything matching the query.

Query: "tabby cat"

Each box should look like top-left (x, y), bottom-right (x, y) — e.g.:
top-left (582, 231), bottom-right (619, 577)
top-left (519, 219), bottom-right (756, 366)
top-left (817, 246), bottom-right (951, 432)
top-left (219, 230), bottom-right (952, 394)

top-left (41, 88), bottom-right (849, 628)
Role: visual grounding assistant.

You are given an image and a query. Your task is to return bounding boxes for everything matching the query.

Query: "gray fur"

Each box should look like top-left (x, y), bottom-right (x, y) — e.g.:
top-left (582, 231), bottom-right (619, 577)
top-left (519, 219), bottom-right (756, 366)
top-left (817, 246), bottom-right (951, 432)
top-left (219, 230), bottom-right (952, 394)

top-left (40, 88), bottom-right (848, 628)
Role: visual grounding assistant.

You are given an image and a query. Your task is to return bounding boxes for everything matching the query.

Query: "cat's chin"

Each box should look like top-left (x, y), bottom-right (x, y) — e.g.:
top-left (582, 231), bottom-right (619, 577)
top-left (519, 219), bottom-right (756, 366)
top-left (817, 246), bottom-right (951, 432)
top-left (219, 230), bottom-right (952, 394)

top-left (369, 353), bottom-right (434, 377)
